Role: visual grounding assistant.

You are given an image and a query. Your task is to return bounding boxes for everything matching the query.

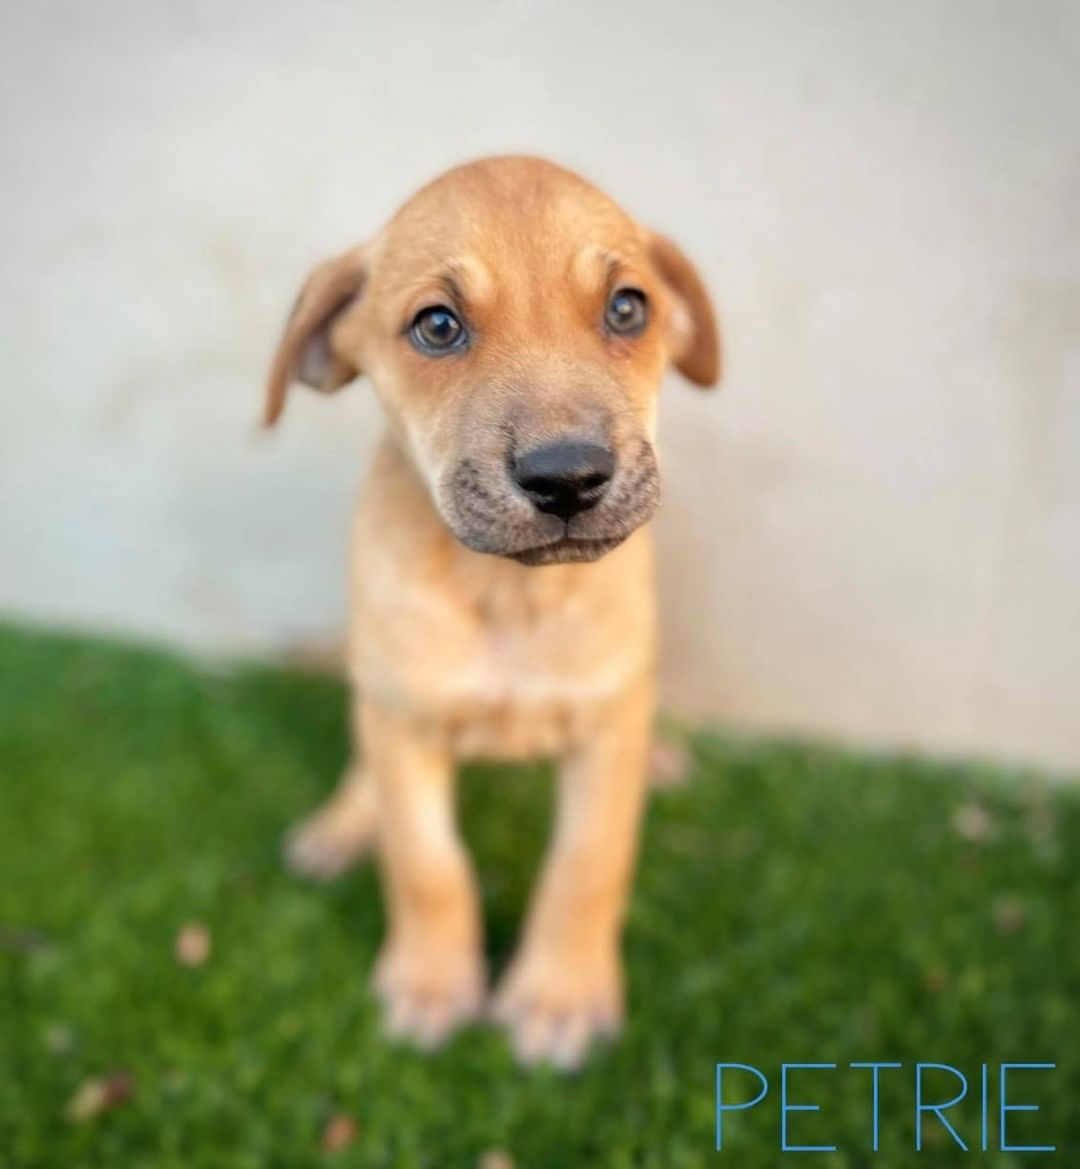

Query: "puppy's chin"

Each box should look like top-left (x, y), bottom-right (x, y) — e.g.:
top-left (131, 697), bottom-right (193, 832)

top-left (447, 518), bottom-right (645, 566)
top-left (507, 535), bottom-right (627, 566)
top-left (448, 523), bottom-right (627, 566)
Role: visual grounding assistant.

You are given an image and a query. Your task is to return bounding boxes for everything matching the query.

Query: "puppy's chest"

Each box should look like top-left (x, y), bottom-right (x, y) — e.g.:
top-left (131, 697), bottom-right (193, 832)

top-left (352, 570), bottom-right (653, 758)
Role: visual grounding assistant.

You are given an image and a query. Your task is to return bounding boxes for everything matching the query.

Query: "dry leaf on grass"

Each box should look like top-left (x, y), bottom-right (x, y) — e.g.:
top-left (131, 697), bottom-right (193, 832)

top-left (322, 1114), bottom-right (360, 1153)
top-left (175, 922), bottom-right (212, 967)
top-left (951, 801), bottom-right (997, 844)
top-left (478, 1152), bottom-right (516, 1169)
top-left (66, 1073), bottom-right (133, 1123)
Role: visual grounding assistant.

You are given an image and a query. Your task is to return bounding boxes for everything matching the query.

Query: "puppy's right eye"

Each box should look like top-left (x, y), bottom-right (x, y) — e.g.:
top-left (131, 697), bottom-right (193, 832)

top-left (409, 306), bottom-right (468, 354)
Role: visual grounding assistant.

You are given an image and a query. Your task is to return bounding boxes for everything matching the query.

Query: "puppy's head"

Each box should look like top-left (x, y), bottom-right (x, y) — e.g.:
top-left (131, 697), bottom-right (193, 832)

top-left (265, 157), bottom-right (719, 565)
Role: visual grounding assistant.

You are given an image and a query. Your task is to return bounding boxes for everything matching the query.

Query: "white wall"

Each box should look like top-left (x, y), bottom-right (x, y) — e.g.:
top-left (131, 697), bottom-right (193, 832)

top-left (1, 1), bottom-right (1078, 770)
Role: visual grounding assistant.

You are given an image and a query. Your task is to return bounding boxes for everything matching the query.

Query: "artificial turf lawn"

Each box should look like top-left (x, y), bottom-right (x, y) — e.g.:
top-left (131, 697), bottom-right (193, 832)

top-left (0, 623), bottom-right (1076, 1168)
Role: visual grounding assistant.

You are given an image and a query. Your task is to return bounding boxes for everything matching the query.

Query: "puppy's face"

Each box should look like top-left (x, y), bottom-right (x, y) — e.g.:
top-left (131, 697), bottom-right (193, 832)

top-left (266, 157), bottom-right (719, 564)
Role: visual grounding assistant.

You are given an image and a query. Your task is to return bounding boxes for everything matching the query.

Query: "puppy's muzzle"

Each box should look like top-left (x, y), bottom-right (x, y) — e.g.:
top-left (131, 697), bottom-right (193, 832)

top-left (440, 430), bottom-right (659, 566)
top-left (512, 440), bottom-right (615, 520)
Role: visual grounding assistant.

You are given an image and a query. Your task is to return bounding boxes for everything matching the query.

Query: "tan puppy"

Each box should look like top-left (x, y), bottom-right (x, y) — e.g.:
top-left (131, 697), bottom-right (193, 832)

top-left (266, 156), bottom-right (719, 1069)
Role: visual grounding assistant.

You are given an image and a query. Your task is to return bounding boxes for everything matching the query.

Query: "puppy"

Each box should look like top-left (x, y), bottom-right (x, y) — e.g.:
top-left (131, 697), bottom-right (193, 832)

top-left (266, 156), bottom-right (719, 1069)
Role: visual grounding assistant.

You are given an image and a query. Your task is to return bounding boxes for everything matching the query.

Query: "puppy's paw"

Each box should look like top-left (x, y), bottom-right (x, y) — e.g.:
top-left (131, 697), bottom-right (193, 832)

top-left (283, 784), bottom-right (378, 880)
top-left (372, 941), bottom-right (486, 1050)
top-left (492, 944), bottom-right (623, 1071)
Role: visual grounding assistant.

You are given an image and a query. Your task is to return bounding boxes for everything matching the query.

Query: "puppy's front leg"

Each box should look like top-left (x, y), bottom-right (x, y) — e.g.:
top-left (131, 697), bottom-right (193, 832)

top-left (494, 680), bottom-right (653, 1069)
top-left (363, 701), bottom-right (485, 1048)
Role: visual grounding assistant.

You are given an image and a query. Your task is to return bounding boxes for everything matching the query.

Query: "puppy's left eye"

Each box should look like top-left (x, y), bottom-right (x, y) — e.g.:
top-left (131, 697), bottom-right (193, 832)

top-left (605, 288), bottom-right (648, 337)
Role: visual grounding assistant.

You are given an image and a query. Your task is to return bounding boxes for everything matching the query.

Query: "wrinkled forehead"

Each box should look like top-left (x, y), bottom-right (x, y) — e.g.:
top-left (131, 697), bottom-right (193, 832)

top-left (368, 167), bottom-right (649, 312)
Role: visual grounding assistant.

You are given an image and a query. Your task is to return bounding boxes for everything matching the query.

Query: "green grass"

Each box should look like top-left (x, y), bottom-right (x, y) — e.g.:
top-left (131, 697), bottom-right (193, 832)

top-left (1, 623), bottom-right (1076, 1168)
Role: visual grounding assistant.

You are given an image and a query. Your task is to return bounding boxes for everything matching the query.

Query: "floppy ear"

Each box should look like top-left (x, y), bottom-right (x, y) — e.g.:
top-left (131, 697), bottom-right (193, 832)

top-left (263, 245), bottom-right (367, 427)
top-left (647, 232), bottom-right (721, 387)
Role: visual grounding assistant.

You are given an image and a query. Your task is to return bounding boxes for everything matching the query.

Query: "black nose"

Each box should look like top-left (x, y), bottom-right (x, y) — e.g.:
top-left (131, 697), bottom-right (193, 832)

top-left (512, 440), bottom-right (615, 519)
